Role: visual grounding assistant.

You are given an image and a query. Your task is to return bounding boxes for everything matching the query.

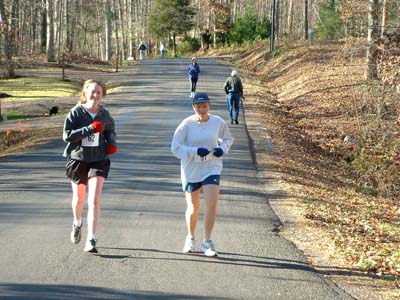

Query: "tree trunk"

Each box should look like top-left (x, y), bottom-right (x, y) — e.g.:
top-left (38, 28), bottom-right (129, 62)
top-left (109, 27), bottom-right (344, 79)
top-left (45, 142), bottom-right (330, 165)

top-left (213, 9), bottom-right (216, 49)
top-left (30, 2), bottom-right (38, 54)
top-left (304, 0), bottom-right (308, 40)
top-left (104, 0), bottom-right (112, 61)
top-left (128, 0), bottom-right (134, 58)
top-left (270, 0), bottom-right (276, 52)
top-left (56, 0), bottom-right (63, 63)
top-left (41, 0), bottom-right (47, 53)
top-left (65, 0), bottom-right (76, 52)
top-left (117, 0), bottom-right (127, 60)
top-left (381, 0), bottom-right (388, 38)
top-left (365, 0), bottom-right (379, 80)
top-left (286, 0), bottom-right (293, 37)
top-left (0, 0), bottom-right (15, 77)
top-left (275, 0), bottom-right (280, 38)
top-left (10, 0), bottom-right (17, 55)
top-left (96, 5), bottom-right (103, 60)
top-left (46, 0), bottom-right (55, 62)
top-left (173, 32), bottom-right (176, 57)
top-left (113, 0), bottom-right (120, 62)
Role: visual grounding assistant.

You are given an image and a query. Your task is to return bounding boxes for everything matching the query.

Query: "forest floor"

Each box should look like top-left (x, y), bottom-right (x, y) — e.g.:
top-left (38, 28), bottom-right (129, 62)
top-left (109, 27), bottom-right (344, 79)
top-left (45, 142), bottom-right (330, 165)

top-left (208, 41), bottom-right (400, 299)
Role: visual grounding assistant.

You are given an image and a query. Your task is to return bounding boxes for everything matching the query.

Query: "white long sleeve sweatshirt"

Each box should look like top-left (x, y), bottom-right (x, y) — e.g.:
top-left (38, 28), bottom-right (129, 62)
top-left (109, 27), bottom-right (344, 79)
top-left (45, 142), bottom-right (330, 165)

top-left (171, 114), bottom-right (234, 183)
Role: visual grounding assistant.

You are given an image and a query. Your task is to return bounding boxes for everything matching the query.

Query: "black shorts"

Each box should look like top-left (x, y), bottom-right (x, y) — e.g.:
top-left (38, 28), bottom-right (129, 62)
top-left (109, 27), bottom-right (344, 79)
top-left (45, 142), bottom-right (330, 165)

top-left (66, 158), bottom-right (110, 185)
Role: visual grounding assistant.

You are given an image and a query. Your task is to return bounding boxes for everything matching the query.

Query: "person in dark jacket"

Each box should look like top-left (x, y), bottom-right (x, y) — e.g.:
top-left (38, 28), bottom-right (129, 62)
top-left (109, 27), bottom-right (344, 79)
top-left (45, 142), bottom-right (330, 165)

top-left (224, 70), bottom-right (244, 124)
top-left (138, 41), bottom-right (147, 60)
top-left (63, 79), bottom-right (117, 254)
top-left (188, 57), bottom-right (200, 98)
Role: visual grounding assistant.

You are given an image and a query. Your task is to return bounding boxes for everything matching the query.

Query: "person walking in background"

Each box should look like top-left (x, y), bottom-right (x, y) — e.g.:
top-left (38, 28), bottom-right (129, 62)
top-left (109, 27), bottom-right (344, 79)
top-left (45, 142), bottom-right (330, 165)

top-left (188, 57), bottom-right (200, 98)
top-left (63, 79), bottom-right (118, 254)
top-left (160, 42), bottom-right (165, 59)
top-left (224, 70), bottom-right (244, 124)
top-left (138, 41), bottom-right (147, 60)
top-left (171, 92), bottom-right (234, 257)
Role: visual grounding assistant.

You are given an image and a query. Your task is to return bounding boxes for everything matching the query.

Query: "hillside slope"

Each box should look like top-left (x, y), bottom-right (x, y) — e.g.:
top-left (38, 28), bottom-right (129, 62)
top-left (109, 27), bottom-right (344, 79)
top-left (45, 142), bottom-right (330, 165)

top-left (228, 41), bottom-right (399, 299)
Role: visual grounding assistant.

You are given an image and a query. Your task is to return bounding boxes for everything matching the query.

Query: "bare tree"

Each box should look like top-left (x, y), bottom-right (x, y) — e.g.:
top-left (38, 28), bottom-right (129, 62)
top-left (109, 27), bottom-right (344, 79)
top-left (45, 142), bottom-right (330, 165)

top-left (46, 0), bottom-right (55, 62)
top-left (365, 0), bottom-right (379, 80)
top-left (55, 0), bottom-right (63, 62)
top-left (304, 0), bottom-right (308, 40)
top-left (127, 0), bottom-right (136, 58)
top-left (286, 0), bottom-right (293, 37)
top-left (30, 1), bottom-right (38, 54)
top-left (275, 0), bottom-right (280, 38)
top-left (4, 0), bottom-right (386, 66)
top-left (104, 0), bottom-right (112, 61)
top-left (381, 0), bottom-right (388, 38)
top-left (0, 0), bottom-right (15, 77)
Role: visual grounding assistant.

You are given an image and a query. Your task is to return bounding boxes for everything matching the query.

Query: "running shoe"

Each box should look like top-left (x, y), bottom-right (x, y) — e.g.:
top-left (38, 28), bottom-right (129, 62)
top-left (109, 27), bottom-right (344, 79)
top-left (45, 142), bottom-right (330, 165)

top-left (200, 239), bottom-right (218, 257)
top-left (84, 239), bottom-right (98, 253)
top-left (182, 237), bottom-right (195, 253)
top-left (70, 223), bottom-right (82, 244)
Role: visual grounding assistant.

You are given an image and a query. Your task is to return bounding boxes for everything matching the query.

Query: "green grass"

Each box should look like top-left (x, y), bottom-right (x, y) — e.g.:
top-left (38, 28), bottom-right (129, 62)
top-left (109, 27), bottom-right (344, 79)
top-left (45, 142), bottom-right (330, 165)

top-left (0, 77), bottom-right (81, 101)
top-left (5, 111), bottom-right (33, 120)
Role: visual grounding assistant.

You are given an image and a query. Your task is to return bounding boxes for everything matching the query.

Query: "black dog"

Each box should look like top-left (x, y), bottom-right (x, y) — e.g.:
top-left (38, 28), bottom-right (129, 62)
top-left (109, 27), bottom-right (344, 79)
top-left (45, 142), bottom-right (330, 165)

top-left (49, 106), bottom-right (59, 116)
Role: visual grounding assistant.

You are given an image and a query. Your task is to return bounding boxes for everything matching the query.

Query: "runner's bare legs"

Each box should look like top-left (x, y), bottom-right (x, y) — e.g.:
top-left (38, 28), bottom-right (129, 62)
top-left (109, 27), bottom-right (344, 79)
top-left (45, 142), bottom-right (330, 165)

top-left (203, 184), bottom-right (220, 240)
top-left (185, 189), bottom-right (201, 238)
top-left (71, 182), bottom-right (86, 224)
top-left (86, 176), bottom-right (105, 238)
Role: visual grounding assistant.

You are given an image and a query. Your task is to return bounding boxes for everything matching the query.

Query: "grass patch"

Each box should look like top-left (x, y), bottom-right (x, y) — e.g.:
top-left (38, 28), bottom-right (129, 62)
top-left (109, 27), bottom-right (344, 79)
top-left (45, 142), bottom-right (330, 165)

top-left (264, 48), bottom-right (282, 60)
top-left (5, 111), bottom-right (34, 120)
top-left (0, 77), bottom-right (81, 101)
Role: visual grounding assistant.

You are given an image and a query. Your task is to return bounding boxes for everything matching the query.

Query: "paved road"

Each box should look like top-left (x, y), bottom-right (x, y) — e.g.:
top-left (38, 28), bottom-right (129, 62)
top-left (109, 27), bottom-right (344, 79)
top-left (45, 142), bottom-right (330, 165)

top-left (0, 58), bottom-right (354, 300)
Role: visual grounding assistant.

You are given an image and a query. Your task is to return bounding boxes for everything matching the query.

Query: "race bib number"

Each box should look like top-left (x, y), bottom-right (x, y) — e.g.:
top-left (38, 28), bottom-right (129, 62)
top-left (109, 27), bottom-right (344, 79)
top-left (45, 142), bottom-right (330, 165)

top-left (194, 153), bottom-right (216, 163)
top-left (82, 132), bottom-right (99, 147)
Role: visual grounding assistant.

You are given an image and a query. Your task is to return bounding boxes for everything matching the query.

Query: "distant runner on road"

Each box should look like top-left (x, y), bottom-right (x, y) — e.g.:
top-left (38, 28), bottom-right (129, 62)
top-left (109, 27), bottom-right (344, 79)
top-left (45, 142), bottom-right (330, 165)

top-left (160, 42), bottom-right (165, 59)
top-left (224, 70), bottom-right (244, 125)
top-left (138, 41), bottom-right (147, 60)
top-left (63, 79), bottom-right (118, 254)
top-left (171, 92), bottom-right (233, 256)
top-left (188, 57), bottom-right (200, 98)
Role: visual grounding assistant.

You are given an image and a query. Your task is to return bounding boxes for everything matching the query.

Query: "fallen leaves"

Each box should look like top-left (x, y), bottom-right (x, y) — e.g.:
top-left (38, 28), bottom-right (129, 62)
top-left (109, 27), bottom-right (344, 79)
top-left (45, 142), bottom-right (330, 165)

top-left (239, 40), bottom-right (400, 278)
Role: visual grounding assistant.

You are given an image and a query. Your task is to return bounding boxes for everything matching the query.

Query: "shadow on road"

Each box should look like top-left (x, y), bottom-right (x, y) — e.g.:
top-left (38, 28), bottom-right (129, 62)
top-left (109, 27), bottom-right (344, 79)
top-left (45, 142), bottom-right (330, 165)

top-left (95, 247), bottom-right (373, 280)
top-left (0, 283), bottom-right (231, 300)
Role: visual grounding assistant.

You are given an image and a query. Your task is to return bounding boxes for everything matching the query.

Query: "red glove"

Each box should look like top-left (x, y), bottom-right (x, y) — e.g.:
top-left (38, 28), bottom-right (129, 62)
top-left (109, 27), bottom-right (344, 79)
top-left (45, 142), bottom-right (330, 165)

top-left (107, 145), bottom-right (118, 155)
top-left (91, 120), bottom-right (104, 133)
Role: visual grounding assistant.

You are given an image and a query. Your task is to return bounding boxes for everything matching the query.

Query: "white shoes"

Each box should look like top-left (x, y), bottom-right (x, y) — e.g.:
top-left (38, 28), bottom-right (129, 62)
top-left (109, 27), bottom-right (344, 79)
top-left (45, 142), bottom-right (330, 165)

top-left (200, 239), bottom-right (218, 257)
top-left (183, 237), bottom-right (195, 253)
top-left (84, 239), bottom-right (98, 253)
top-left (70, 223), bottom-right (82, 244)
top-left (182, 237), bottom-right (218, 256)
top-left (190, 92), bottom-right (195, 98)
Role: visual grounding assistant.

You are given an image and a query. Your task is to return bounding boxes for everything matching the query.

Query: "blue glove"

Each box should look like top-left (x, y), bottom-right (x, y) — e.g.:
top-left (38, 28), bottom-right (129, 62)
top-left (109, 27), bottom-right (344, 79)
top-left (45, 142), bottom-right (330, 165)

top-left (197, 147), bottom-right (210, 157)
top-left (213, 148), bottom-right (224, 157)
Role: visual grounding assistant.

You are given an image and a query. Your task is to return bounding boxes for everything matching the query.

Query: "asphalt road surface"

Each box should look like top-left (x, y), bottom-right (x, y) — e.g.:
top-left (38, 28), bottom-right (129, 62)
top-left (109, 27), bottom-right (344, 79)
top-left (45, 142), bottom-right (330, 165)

top-left (0, 58), bottom-right (354, 300)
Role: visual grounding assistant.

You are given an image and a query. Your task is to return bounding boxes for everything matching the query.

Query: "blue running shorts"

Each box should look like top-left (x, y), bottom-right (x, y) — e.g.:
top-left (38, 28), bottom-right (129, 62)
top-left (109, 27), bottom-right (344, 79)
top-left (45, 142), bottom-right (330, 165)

top-left (182, 175), bottom-right (220, 192)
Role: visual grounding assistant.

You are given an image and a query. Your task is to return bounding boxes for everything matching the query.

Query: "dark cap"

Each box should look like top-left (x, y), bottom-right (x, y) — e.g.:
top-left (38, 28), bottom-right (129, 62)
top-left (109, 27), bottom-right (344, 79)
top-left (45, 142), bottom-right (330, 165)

top-left (192, 92), bottom-right (210, 104)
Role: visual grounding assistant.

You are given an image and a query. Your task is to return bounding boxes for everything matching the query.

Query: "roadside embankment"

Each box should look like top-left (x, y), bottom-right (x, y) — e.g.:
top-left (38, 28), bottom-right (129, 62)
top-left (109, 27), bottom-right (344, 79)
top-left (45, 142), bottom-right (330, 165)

top-left (228, 41), bottom-right (399, 300)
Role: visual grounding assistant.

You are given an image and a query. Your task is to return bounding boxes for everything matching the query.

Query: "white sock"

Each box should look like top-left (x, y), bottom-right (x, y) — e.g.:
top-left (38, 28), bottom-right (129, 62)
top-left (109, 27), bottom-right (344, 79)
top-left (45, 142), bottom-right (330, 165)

top-left (73, 219), bottom-right (82, 227)
top-left (87, 234), bottom-right (95, 241)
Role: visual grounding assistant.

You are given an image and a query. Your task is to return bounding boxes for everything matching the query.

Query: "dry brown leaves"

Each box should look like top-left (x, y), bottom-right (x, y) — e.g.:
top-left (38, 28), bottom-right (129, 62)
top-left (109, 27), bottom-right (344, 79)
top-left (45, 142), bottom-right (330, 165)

top-left (237, 40), bottom-right (400, 281)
